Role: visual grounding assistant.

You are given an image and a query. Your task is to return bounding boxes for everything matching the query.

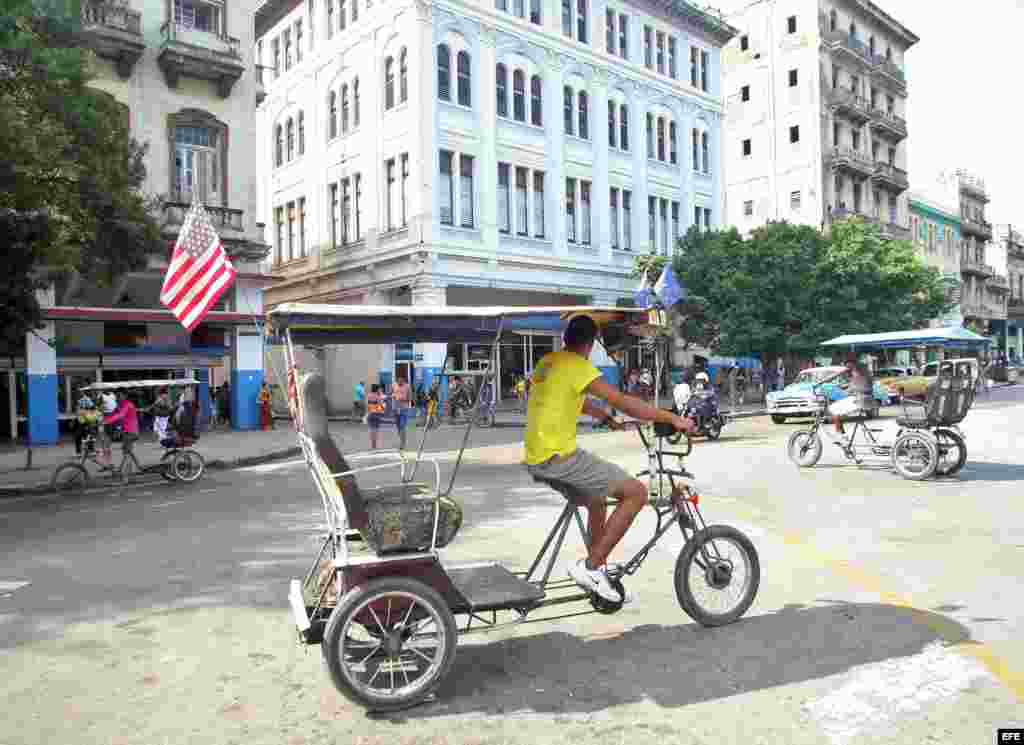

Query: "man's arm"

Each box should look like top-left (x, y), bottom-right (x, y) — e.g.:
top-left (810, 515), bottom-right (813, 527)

top-left (585, 379), bottom-right (694, 431)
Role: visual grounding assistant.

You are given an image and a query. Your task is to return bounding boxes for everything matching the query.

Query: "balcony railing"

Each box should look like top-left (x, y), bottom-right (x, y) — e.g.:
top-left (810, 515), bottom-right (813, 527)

top-left (871, 161), bottom-right (909, 191)
top-left (988, 274), bottom-right (1011, 293)
top-left (163, 200), bottom-right (245, 233)
top-left (870, 107), bottom-right (908, 139)
top-left (81, 0), bottom-right (140, 33)
top-left (1009, 296), bottom-right (1024, 312)
top-left (78, 0), bottom-right (144, 77)
top-left (822, 28), bottom-right (872, 62)
top-left (826, 146), bottom-right (874, 177)
top-left (961, 216), bottom-right (993, 240)
top-left (870, 54), bottom-right (907, 85)
top-left (961, 303), bottom-right (990, 320)
top-left (959, 174), bottom-right (989, 202)
top-left (157, 21), bottom-right (244, 97)
top-left (826, 87), bottom-right (872, 122)
top-left (961, 259), bottom-right (995, 277)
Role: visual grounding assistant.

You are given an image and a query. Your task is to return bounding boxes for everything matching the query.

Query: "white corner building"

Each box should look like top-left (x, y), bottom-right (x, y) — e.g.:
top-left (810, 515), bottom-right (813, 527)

top-left (720, 0), bottom-right (917, 237)
top-left (253, 0), bottom-right (736, 404)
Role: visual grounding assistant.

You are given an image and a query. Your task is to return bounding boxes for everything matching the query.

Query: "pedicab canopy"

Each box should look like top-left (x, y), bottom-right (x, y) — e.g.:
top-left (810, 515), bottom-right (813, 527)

top-left (267, 304), bottom-right (667, 347)
top-left (80, 378), bottom-right (200, 392)
top-left (819, 326), bottom-right (991, 351)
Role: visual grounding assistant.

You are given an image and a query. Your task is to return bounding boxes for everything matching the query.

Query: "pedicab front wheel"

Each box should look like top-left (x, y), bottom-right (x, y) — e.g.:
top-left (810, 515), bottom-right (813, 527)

top-left (171, 449), bottom-right (205, 482)
top-left (322, 576), bottom-right (457, 712)
top-left (675, 525), bottom-right (760, 627)
top-left (51, 462), bottom-right (90, 493)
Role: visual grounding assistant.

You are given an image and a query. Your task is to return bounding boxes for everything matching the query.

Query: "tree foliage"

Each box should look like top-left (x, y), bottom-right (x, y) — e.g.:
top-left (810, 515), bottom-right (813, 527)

top-left (0, 0), bottom-right (162, 345)
top-left (633, 219), bottom-right (952, 359)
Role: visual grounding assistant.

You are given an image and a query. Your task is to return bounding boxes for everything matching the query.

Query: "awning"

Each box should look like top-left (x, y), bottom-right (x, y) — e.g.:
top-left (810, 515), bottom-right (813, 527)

top-left (81, 378), bottom-right (200, 392)
top-left (44, 307), bottom-right (262, 325)
top-left (268, 304), bottom-right (666, 346)
top-left (820, 326), bottom-right (992, 350)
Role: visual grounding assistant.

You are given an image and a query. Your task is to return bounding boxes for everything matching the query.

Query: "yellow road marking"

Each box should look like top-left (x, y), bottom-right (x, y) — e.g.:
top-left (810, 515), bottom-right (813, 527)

top-left (781, 531), bottom-right (1024, 702)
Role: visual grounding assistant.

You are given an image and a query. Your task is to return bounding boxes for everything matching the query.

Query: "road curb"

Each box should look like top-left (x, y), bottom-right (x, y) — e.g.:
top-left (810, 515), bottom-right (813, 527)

top-left (0, 445), bottom-right (305, 500)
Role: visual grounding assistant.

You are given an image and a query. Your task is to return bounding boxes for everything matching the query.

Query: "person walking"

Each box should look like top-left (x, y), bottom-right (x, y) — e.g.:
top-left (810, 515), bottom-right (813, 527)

top-left (366, 384), bottom-right (386, 449)
top-left (353, 380), bottom-right (366, 421)
top-left (219, 382), bottom-right (231, 427)
top-left (259, 383), bottom-right (274, 430)
top-left (144, 387), bottom-right (173, 444)
top-left (391, 375), bottom-right (413, 450)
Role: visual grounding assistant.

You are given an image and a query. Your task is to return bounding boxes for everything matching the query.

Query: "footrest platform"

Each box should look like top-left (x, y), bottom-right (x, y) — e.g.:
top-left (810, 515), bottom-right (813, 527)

top-left (446, 562), bottom-right (546, 613)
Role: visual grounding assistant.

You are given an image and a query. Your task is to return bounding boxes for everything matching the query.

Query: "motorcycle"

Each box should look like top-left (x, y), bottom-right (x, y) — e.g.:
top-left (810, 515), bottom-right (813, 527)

top-left (683, 387), bottom-right (725, 440)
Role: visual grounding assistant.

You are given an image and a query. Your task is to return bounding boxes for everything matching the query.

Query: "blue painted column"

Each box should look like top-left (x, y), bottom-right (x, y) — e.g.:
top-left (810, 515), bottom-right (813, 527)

top-left (26, 321), bottom-right (59, 445)
top-left (231, 281), bottom-right (264, 431)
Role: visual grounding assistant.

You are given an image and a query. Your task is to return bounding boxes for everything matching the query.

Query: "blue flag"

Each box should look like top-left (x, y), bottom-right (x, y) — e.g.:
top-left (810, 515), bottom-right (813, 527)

top-left (634, 269), bottom-right (653, 309)
top-left (653, 265), bottom-right (685, 308)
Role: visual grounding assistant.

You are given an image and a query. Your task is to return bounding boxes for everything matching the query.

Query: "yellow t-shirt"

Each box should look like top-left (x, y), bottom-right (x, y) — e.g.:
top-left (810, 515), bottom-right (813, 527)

top-left (523, 351), bottom-right (601, 465)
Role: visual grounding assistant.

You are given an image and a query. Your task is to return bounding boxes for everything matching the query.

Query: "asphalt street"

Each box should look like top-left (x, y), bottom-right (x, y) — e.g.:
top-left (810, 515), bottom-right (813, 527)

top-left (1, 387), bottom-right (1022, 745)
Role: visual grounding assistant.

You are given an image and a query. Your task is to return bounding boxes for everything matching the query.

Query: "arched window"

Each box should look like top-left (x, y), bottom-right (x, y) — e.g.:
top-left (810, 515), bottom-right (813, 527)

top-left (298, 111), bottom-right (305, 154)
top-left (457, 50), bottom-right (471, 106)
top-left (338, 0), bottom-right (346, 30)
top-left (577, 90), bottom-right (588, 139)
top-left (399, 48), bottom-right (408, 103)
top-left (669, 121), bottom-right (677, 164)
top-left (341, 84), bottom-right (350, 132)
top-left (530, 74), bottom-right (542, 126)
top-left (701, 130), bottom-right (709, 173)
top-left (351, 0), bottom-right (357, 22)
top-left (563, 85), bottom-right (574, 135)
top-left (619, 103), bottom-right (628, 150)
top-left (286, 118), bottom-right (295, 160)
top-left (886, 46), bottom-right (892, 60)
top-left (512, 69), bottom-right (526, 121)
top-left (275, 124), bottom-right (283, 166)
top-left (646, 113), bottom-right (654, 158)
top-left (608, 100), bottom-right (617, 148)
top-left (868, 35), bottom-right (876, 56)
top-left (657, 116), bottom-right (665, 161)
top-left (328, 91), bottom-right (337, 138)
top-left (437, 44), bottom-right (451, 101)
top-left (353, 78), bottom-right (360, 126)
top-left (496, 63), bottom-right (508, 117)
top-left (384, 57), bottom-right (395, 110)
top-left (828, 9), bottom-right (837, 32)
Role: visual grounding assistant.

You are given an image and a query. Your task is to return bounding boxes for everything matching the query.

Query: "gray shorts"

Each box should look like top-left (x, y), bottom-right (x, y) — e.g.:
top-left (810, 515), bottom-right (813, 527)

top-left (526, 448), bottom-right (634, 503)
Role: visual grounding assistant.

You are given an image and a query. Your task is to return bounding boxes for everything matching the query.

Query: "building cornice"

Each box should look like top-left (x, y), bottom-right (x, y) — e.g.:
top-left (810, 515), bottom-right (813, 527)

top-left (852, 0), bottom-right (919, 48)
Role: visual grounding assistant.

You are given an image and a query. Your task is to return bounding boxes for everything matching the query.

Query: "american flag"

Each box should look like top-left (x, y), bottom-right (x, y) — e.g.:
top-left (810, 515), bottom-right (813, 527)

top-left (160, 199), bottom-right (237, 331)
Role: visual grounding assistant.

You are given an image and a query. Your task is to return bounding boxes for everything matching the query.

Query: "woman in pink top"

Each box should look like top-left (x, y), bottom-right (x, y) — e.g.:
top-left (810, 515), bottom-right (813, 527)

top-left (104, 392), bottom-right (140, 461)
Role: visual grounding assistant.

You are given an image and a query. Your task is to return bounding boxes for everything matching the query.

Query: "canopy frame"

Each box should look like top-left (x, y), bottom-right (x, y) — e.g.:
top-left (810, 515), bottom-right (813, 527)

top-left (80, 378), bottom-right (200, 392)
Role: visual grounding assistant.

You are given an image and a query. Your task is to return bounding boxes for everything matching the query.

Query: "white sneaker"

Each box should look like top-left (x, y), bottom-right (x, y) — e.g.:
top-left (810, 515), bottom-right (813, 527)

top-left (568, 560), bottom-right (622, 603)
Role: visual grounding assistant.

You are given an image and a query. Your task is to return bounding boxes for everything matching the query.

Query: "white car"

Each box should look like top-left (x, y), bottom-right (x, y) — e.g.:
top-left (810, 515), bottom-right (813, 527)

top-left (766, 366), bottom-right (885, 424)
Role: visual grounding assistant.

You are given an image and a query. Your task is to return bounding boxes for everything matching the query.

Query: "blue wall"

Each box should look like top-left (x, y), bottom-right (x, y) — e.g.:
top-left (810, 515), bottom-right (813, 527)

top-left (232, 370), bottom-right (262, 430)
top-left (27, 374), bottom-right (58, 445)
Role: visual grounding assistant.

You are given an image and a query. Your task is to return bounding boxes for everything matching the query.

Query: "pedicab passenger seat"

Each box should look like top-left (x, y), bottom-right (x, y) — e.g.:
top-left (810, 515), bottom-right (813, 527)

top-left (299, 372), bottom-right (462, 555)
top-left (896, 370), bottom-right (974, 429)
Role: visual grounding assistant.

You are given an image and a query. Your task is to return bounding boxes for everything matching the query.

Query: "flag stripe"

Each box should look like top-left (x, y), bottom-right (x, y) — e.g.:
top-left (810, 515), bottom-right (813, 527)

top-left (166, 248), bottom-right (222, 312)
top-left (160, 201), bottom-right (237, 332)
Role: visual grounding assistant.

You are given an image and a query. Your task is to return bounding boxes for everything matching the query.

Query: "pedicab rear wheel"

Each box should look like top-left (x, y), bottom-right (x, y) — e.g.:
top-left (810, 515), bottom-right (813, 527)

top-left (322, 577), bottom-right (457, 712)
top-left (933, 428), bottom-right (967, 477)
top-left (891, 431), bottom-right (938, 481)
top-left (675, 525), bottom-right (760, 627)
top-left (171, 449), bottom-right (205, 482)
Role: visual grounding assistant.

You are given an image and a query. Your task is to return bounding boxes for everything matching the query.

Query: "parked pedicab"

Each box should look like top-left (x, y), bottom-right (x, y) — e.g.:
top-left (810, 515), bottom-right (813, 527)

top-left (270, 304), bottom-right (760, 712)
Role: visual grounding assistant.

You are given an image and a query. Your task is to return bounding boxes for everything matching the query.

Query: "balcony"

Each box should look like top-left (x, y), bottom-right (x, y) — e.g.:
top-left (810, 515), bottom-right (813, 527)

top-left (877, 219), bottom-right (910, 241)
top-left (871, 161), bottom-right (909, 192)
top-left (157, 21), bottom-right (244, 98)
top-left (961, 216), bottom-right (993, 241)
top-left (961, 259), bottom-right (994, 278)
top-left (870, 54), bottom-right (907, 91)
top-left (825, 146), bottom-right (874, 179)
top-left (826, 87), bottom-right (872, 124)
top-left (161, 201), bottom-right (269, 262)
top-left (869, 107), bottom-right (908, 141)
top-left (988, 274), bottom-right (1011, 294)
top-left (959, 175), bottom-right (989, 204)
top-left (822, 28), bottom-right (872, 64)
top-left (78, 0), bottom-right (145, 78)
top-left (1009, 296), bottom-right (1024, 315)
top-left (961, 303), bottom-right (989, 320)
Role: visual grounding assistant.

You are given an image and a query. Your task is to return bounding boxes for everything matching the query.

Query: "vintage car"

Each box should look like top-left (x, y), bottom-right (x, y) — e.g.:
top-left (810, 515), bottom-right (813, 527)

top-left (767, 366), bottom-right (887, 423)
top-left (878, 357), bottom-right (980, 402)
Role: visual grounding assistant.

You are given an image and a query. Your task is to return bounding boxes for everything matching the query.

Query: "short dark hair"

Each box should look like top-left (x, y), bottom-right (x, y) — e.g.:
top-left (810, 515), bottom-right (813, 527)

top-left (564, 315), bottom-right (598, 348)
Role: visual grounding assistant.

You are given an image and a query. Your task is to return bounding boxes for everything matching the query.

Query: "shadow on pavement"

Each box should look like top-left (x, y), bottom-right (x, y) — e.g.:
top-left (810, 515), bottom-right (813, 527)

top-left (388, 601), bottom-right (970, 720)
top-left (938, 461), bottom-right (1024, 483)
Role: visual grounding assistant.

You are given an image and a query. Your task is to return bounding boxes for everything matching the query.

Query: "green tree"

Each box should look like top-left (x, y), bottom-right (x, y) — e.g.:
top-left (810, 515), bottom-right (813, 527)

top-left (633, 219), bottom-right (951, 361)
top-left (0, 0), bottom-right (162, 345)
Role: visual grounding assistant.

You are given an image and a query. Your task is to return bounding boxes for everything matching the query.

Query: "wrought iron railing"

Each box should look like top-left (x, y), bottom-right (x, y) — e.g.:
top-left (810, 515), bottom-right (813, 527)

top-left (160, 19), bottom-right (241, 58)
top-left (163, 200), bottom-right (245, 232)
top-left (81, 0), bottom-right (141, 34)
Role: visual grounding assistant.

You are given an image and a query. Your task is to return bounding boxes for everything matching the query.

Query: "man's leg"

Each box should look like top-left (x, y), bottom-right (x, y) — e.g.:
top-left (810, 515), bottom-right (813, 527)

top-left (587, 478), bottom-right (647, 570)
